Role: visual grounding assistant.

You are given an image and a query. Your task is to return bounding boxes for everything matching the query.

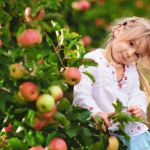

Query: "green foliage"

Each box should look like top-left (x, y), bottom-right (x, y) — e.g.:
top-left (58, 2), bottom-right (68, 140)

top-left (0, 0), bottom-right (149, 149)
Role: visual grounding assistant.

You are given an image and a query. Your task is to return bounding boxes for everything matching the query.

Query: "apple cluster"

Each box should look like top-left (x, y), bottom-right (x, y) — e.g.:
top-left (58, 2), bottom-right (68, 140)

top-left (16, 6), bottom-right (44, 47)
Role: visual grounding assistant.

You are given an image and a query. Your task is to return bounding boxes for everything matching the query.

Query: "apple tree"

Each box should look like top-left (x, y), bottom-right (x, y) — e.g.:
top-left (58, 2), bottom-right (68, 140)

top-left (0, 0), bottom-right (148, 150)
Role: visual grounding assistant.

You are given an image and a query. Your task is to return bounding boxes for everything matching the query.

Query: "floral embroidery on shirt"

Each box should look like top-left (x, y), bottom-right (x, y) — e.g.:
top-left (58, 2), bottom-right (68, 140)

top-left (137, 126), bottom-right (141, 130)
top-left (90, 107), bottom-right (94, 110)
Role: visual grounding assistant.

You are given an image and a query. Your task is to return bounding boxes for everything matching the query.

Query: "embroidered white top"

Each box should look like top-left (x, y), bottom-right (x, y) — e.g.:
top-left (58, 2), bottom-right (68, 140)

top-left (73, 49), bottom-right (148, 137)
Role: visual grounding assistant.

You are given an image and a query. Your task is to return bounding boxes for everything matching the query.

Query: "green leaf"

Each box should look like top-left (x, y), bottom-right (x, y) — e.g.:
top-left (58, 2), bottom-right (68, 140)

top-left (57, 97), bottom-right (71, 111)
top-left (45, 131), bottom-right (58, 146)
top-left (64, 32), bottom-right (80, 41)
top-left (81, 127), bottom-right (93, 146)
top-left (53, 111), bottom-right (70, 129)
top-left (66, 123), bottom-right (80, 138)
top-left (84, 61), bottom-right (98, 68)
top-left (66, 106), bottom-right (91, 122)
top-left (15, 108), bottom-right (28, 114)
top-left (25, 134), bottom-right (36, 146)
top-left (48, 53), bottom-right (58, 63)
top-left (112, 99), bottom-right (126, 113)
top-left (69, 38), bottom-right (79, 49)
top-left (82, 71), bottom-right (95, 82)
top-left (7, 138), bottom-right (28, 150)
top-left (46, 37), bottom-right (53, 46)
top-left (89, 142), bottom-right (104, 150)
top-left (0, 27), bottom-right (10, 36)
top-left (35, 131), bottom-right (45, 145)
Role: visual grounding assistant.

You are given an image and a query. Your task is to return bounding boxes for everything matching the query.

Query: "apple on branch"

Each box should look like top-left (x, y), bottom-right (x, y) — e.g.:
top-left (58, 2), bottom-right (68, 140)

top-left (9, 63), bottom-right (28, 79)
top-left (19, 82), bottom-right (39, 101)
top-left (71, 1), bottom-right (91, 11)
top-left (48, 138), bottom-right (67, 150)
top-left (17, 29), bottom-right (42, 47)
top-left (36, 104), bottom-right (57, 120)
top-left (27, 115), bottom-right (47, 131)
top-left (14, 92), bottom-right (27, 105)
top-left (36, 94), bottom-right (55, 113)
top-left (63, 67), bottom-right (81, 85)
top-left (25, 7), bottom-right (45, 22)
top-left (48, 85), bottom-right (63, 102)
top-left (106, 136), bottom-right (119, 150)
top-left (80, 36), bottom-right (92, 47)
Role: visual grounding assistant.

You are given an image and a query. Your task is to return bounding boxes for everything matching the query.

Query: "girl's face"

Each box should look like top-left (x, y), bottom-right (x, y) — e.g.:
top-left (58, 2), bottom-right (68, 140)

top-left (111, 37), bottom-right (148, 65)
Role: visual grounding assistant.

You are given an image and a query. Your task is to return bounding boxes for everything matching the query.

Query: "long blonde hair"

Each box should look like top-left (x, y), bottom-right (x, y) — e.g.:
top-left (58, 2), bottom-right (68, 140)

top-left (104, 17), bottom-right (150, 106)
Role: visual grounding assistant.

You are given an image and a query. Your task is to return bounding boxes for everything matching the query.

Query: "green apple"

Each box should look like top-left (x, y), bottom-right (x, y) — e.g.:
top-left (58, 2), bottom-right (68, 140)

top-left (19, 82), bottom-right (39, 101)
top-left (36, 94), bottom-right (55, 113)
top-left (48, 85), bottom-right (63, 102)
top-left (14, 92), bottom-right (27, 105)
top-left (64, 67), bottom-right (81, 85)
top-left (36, 104), bottom-right (57, 120)
top-left (17, 29), bottom-right (42, 47)
top-left (48, 138), bottom-right (67, 150)
top-left (9, 63), bottom-right (27, 79)
top-left (106, 136), bottom-right (119, 150)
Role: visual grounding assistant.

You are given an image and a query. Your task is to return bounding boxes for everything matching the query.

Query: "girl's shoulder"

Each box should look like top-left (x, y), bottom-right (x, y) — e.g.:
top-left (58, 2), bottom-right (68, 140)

top-left (84, 48), bottom-right (104, 61)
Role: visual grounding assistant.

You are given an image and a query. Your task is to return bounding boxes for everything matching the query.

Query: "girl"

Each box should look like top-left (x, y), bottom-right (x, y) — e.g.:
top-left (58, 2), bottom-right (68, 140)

top-left (73, 17), bottom-right (150, 150)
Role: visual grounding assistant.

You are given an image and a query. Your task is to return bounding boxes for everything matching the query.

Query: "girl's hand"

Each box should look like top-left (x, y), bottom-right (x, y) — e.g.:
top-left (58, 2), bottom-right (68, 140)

top-left (127, 106), bottom-right (142, 117)
top-left (93, 111), bottom-right (115, 132)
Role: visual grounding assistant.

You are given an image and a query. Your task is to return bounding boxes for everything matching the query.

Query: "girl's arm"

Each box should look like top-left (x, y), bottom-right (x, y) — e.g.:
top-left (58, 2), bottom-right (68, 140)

top-left (128, 66), bottom-right (147, 118)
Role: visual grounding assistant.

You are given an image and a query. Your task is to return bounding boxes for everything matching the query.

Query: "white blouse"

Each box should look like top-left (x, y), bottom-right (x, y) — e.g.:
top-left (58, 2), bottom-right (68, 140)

top-left (73, 49), bottom-right (148, 137)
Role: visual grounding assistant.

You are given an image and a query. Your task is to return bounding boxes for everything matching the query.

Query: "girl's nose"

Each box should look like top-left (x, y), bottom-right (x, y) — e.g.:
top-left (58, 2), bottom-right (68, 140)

top-left (127, 49), bottom-right (135, 57)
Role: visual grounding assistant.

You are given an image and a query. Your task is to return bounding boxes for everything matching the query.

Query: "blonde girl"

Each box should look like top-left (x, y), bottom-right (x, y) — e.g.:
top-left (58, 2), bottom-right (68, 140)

top-left (73, 17), bottom-right (150, 149)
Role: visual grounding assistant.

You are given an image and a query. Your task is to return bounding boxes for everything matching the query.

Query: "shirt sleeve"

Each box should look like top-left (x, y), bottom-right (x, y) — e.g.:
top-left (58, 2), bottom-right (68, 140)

top-left (128, 68), bottom-right (147, 118)
top-left (73, 53), bottom-right (102, 118)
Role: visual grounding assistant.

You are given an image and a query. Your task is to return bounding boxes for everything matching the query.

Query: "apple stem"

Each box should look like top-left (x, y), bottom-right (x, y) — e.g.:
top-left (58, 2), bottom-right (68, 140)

top-left (23, 54), bottom-right (27, 66)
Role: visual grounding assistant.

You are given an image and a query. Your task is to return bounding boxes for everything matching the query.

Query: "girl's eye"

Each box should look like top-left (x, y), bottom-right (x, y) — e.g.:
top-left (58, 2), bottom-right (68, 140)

top-left (135, 53), bottom-right (139, 57)
top-left (130, 42), bottom-right (134, 46)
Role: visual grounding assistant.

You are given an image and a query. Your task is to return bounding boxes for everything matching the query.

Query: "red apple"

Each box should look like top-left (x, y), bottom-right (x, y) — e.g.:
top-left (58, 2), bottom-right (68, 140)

top-left (0, 39), bottom-right (3, 47)
top-left (28, 146), bottom-right (45, 150)
top-left (9, 63), bottom-right (27, 79)
top-left (48, 138), bottom-right (67, 150)
top-left (17, 29), bottom-right (42, 47)
top-left (4, 123), bottom-right (13, 133)
top-left (98, 0), bottom-right (105, 5)
top-left (64, 67), bottom-right (81, 85)
top-left (35, 9), bottom-right (45, 21)
top-left (36, 104), bottom-right (57, 120)
top-left (28, 115), bottom-right (47, 131)
top-left (95, 18), bottom-right (104, 27)
top-left (38, 59), bottom-right (44, 65)
top-left (36, 94), bottom-right (55, 113)
top-left (19, 82), bottom-right (39, 101)
top-left (135, 0), bottom-right (144, 8)
top-left (106, 136), bottom-right (119, 150)
top-left (48, 85), bottom-right (63, 102)
top-left (25, 7), bottom-right (45, 22)
top-left (71, 1), bottom-right (90, 11)
top-left (0, 25), bottom-right (2, 34)
top-left (80, 36), bottom-right (92, 47)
